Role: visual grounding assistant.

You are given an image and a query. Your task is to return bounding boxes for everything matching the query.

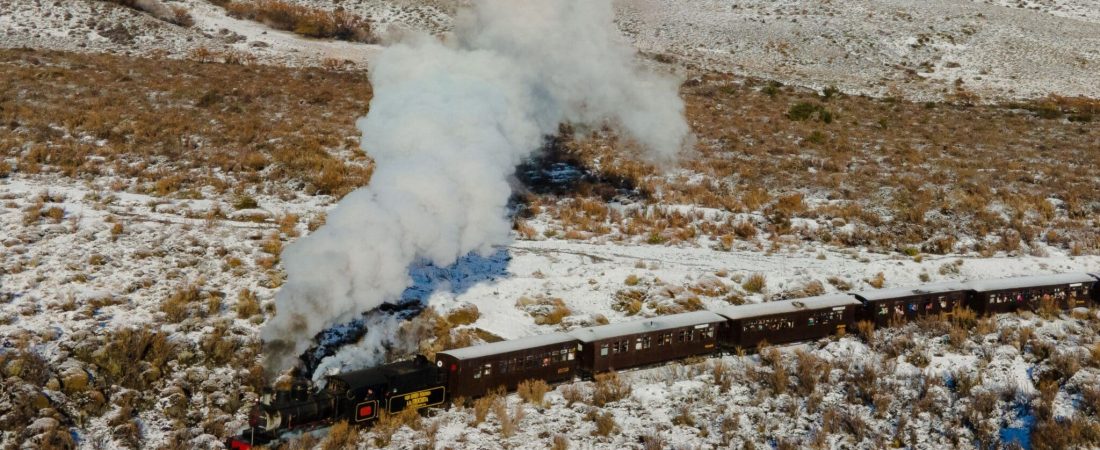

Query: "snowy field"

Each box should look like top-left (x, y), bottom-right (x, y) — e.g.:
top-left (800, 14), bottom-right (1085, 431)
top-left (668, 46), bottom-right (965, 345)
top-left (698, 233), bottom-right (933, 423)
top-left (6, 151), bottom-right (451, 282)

top-left (3, 0), bottom-right (1100, 100)
top-left (3, 171), bottom-right (1098, 448)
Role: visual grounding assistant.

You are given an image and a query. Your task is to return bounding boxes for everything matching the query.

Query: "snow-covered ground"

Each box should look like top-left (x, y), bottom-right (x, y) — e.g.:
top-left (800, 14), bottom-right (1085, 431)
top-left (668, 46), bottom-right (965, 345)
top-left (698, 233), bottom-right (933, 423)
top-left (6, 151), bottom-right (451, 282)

top-left (3, 0), bottom-right (1100, 100)
top-left (3, 171), bottom-right (1097, 448)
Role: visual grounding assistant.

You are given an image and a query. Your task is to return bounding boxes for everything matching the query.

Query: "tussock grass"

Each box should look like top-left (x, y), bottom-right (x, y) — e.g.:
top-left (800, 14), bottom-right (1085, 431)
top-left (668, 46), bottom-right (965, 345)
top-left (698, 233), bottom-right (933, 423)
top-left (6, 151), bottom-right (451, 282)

top-left (223, 0), bottom-right (375, 43)
top-left (0, 49), bottom-right (373, 199)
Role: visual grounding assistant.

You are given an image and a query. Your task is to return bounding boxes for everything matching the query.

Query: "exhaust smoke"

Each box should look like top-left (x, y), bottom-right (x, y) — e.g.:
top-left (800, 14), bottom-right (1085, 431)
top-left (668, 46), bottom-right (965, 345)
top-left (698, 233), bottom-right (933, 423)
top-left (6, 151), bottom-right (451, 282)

top-left (261, 0), bottom-right (690, 377)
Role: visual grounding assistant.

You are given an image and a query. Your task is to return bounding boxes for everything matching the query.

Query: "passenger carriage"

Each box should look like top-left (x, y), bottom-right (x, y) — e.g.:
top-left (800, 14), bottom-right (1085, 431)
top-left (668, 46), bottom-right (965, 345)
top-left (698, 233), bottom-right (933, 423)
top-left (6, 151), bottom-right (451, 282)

top-left (853, 281), bottom-right (970, 326)
top-left (966, 273), bottom-right (1097, 314)
top-left (568, 311), bottom-right (726, 375)
top-left (435, 332), bottom-right (580, 399)
top-left (715, 294), bottom-right (862, 349)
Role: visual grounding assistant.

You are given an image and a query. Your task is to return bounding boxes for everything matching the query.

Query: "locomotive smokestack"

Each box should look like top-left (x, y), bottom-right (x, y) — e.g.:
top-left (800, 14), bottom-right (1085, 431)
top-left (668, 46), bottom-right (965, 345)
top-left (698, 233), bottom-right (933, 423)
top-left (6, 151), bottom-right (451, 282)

top-left (261, 0), bottom-right (691, 377)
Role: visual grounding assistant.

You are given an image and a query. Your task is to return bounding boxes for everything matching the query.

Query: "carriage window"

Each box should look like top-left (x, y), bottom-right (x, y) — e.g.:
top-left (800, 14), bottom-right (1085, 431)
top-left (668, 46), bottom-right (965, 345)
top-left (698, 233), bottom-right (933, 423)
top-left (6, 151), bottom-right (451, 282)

top-left (677, 330), bottom-right (686, 342)
top-left (568, 350), bottom-right (575, 360)
top-left (878, 305), bottom-right (888, 315)
top-left (636, 339), bottom-right (643, 350)
top-left (706, 327), bottom-right (714, 338)
top-left (600, 344), bottom-right (609, 357)
top-left (643, 336), bottom-right (652, 348)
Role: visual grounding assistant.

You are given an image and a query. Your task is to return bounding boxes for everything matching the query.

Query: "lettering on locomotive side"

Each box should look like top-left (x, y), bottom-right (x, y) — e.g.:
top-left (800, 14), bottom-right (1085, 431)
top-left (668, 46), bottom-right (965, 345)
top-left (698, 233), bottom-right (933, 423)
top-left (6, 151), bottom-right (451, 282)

top-left (387, 386), bottom-right (446, 413)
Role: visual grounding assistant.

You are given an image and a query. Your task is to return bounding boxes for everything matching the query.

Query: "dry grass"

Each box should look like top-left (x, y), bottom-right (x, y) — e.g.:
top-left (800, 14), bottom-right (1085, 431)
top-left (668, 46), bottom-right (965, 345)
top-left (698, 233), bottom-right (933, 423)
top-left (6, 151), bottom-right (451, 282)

top-left (742, 273), bottom-right (767, 293)
top-left (517, 379), bottom-right (550, 407)
top-left (0, 49), bottom-right (373, 198)
top-left (161, 284), bottom-right (202, 323)
top-left (370, 408), bottom-right (421, 447)
top-left (235, 288), bottom-right (261, 319)
top-left (223, 0), bottom-right (375, 43)
top-left (587, 409), bottom-right (618, 436)
top-left (516, 296), bottom-right (572, 325)
top-left (591, 371), bottom-right (631, 406)
top-left (319, 421), bottom-right (358, 450)
top-left (493, 400), bottom-right (526, 438)
top-left (532, 76), bottom-right (1100, 255)
top-left (559, 383), bottom-right (584, 406)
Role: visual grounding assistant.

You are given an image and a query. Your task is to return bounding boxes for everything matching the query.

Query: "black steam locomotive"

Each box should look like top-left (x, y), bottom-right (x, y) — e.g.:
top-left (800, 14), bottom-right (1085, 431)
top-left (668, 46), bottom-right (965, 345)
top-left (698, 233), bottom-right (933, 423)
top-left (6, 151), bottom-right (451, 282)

top-left (228, 272), bottom-right (1099, 449)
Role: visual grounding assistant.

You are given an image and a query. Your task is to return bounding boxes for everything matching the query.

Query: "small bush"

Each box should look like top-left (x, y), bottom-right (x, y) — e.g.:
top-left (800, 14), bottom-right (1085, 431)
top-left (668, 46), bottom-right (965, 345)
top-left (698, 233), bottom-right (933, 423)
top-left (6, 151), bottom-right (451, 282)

top-left (162, 284), bottom-right (202, 323)
top-left (787, 102), bottom-right (833, 123)
top-left (471, 395), bottom-right (495, 426)
top-left (867, 272), bottom-right (886, 289)
top-left (742, 273), bottom-right (767, 293)
top-left (592, 372), bottom-right (631, 406)
top-left (493, 400), bottom-right (525, 438)
top-left (517, 379), bottom-right (550, 407)
top-left (236, 289), bottom-right (260, 318)
top-left (855, 320), bottom-right (875, 344)
top-left (560, 383), bottom-right (584, 406)
top-left (551, 434), bottom-right (570, 450)
top-left (624, 274), bottom-right (641, 286)
top-left (234, 195), bottom-right (259, 210)
top-left (587, 409), bottom-right (618, 436)
top-left (320, 421), bottom-right (358, 450)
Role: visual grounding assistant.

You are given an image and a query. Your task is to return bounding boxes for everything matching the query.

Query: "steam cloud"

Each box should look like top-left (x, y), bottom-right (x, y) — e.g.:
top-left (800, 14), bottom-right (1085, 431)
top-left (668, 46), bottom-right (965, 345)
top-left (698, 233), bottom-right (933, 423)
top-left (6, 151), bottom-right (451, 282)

top-left (261, 0), bottom-right (690, 377)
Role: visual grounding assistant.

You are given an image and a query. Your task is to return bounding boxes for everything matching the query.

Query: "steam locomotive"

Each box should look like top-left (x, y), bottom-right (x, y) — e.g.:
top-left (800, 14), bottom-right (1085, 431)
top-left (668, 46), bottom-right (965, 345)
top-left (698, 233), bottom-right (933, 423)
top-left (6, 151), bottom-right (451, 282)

top-left (228, 272), bottom-right (1099, 449)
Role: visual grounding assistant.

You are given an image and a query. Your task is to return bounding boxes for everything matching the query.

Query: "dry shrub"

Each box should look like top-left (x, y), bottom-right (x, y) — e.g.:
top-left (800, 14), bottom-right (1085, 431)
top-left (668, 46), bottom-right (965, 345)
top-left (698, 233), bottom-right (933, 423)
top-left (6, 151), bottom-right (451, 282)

top-left (592, 372), bottom-right (631, 406)
top-left (516, 296), bottom-right (572, 325)
top-left (586, 409), bottom-right (618, 436)
top-left (493, 400), bottom-right (525, 438)
top-left (642, 432), bottom-right (666, 450)
top-left (471, 394), bottom-right (496, 426)
top-left (559, 383), bottom-right (584, 406)
top-left (734, 220), bottom-right (757, 239)
top-left (444, 303), bottom-right (480, 326)
top-left (671, 403), bottom-right (696, 427)
top-left (948, 325), bottom-right (969, 350)
top-left (236, 289), bottom-right (261, 318)
top-left (277, 213), bottom-right (300, 237)
top-left (517, 379), bottom-right (550, 407)
top-left (224, 0), bottom-right (375, 42)
top-left (612, 289), bottom-right (645, 316)
top-left (625, 274), bottom-right (641, 286)
top-left (514, 219), bottom-right (538, 240)
top-left (711, 360), bottom-right (732, 393)
top-left (1030, 414), bottom-right (1100, 450)
top-left (162, 284), bottom-right (202, 323)
top-left (790, 280), bottom-right (826, 299)
top-left (794, 349), bottom-right (828, 395)
top-left (551, 434), bottom-right (570, 450)
top-left (319, 421), bottom-right (358, 450)
top-left (1049, 351), bottom-right (1081, 382)
top-left (949, 307), bottom-right (978, 329)
top-left (855, 320), bottom-right (875, 344)
top-left (769, 363), bottom-right (790, 395)
top-left (742, 273), bottom-right (767, 293)
top-left (867, 272), bottom-right (886, 289)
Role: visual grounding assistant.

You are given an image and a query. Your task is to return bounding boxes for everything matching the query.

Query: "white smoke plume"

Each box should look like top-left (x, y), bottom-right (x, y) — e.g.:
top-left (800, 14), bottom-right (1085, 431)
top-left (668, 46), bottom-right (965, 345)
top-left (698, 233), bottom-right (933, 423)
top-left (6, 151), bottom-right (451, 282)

top-left (261, 0), bottom-right (690, 377)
